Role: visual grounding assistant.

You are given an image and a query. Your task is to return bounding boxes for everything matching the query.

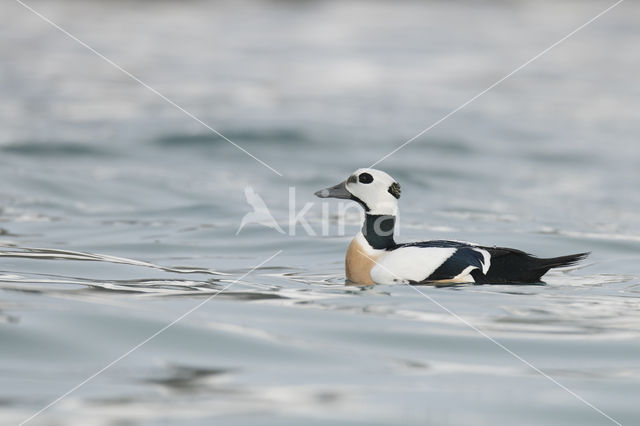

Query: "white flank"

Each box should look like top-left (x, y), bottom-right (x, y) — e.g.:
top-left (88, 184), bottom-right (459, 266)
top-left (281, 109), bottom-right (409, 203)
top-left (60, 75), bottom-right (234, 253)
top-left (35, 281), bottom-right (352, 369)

top-left (370, 247), bottom-right (456, 284)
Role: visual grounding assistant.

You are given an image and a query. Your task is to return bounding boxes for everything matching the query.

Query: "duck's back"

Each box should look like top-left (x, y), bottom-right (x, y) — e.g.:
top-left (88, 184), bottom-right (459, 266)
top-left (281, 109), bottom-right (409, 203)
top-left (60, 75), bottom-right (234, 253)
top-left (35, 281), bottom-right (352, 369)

top-left (370, 240), bottom-right (588, 285)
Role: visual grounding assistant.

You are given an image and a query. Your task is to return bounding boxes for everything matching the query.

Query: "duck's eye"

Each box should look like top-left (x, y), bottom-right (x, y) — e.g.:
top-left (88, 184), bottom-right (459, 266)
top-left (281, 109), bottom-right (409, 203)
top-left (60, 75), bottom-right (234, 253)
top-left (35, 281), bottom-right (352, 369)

top-left (358, 173), bottom-right (374, 184)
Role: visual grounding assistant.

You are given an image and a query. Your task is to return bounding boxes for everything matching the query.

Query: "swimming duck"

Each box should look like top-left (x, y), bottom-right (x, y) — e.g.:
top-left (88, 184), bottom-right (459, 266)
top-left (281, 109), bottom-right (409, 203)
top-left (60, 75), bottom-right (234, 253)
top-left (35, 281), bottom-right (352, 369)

top-left (315, 168), bottom-right (588, 285)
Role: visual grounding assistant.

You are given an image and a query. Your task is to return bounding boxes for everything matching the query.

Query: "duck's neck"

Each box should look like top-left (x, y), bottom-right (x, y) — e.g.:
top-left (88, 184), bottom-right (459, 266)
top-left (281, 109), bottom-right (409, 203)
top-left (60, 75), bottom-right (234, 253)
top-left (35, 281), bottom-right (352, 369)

top-left (361, 214), bottom-right (396, 250)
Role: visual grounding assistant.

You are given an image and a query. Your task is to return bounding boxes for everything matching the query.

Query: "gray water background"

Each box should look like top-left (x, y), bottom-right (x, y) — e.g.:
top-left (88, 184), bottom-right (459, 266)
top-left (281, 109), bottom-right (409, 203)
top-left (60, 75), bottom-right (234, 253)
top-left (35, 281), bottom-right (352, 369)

top-left (1, 1), bottom-right (640, 425)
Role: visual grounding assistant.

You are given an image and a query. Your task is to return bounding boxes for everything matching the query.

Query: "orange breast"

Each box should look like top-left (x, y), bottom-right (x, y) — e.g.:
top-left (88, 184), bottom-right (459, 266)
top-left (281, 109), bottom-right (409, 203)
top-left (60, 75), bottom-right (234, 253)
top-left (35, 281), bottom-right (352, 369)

top-left (345, 237), bottom-right (381, 285)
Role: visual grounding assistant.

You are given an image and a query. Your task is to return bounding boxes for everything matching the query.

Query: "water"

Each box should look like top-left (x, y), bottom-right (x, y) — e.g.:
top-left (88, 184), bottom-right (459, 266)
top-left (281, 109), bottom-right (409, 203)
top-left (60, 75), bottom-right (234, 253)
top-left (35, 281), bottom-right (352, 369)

top-left (1, 0), bottom-right (640, 425)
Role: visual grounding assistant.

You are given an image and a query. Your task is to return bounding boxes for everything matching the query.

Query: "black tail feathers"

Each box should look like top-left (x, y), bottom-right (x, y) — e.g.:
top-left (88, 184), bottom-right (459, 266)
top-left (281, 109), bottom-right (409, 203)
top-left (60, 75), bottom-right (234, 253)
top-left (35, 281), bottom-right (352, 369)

top-left (536, 252), bottom-right (590, 271)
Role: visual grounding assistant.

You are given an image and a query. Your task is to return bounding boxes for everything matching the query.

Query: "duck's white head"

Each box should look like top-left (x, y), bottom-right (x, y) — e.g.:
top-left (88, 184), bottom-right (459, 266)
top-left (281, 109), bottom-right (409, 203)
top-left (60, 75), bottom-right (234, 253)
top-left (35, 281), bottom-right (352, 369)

top-left (315, 168), bottom-right (401, 216)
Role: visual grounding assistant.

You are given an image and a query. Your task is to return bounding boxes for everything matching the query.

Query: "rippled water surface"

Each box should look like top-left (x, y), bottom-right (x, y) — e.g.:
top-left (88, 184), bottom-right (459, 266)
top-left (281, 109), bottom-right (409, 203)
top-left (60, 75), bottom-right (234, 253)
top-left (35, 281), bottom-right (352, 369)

top-left (1, 1), bottom-right (640, 425)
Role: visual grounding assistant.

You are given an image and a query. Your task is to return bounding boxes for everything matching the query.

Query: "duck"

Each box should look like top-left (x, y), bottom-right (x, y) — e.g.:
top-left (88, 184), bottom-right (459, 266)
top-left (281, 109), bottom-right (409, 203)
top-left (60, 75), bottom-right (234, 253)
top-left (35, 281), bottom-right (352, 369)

top-left (315, 168), bottom-right (589, 285)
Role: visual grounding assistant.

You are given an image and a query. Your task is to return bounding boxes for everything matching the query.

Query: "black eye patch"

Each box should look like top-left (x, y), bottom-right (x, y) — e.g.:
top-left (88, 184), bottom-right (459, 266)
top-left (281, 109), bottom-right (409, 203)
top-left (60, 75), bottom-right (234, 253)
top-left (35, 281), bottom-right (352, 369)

top-left (358, 172), bottom-right (374, 184)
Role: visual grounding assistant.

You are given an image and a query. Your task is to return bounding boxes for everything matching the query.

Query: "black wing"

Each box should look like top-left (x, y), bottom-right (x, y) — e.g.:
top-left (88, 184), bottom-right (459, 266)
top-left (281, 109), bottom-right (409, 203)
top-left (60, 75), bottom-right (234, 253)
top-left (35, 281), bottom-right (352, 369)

top-left (426, 247), bottom-right (487, 281)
